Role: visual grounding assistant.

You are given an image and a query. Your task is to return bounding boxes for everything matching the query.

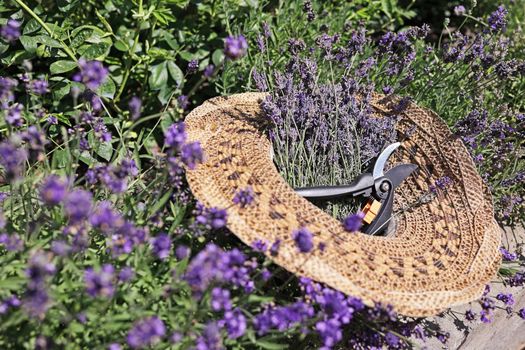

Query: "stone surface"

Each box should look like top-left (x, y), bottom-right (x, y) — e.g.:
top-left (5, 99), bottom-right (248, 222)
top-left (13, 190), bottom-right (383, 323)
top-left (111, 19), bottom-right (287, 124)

top-left (414, 225), bottom-right (525, 350)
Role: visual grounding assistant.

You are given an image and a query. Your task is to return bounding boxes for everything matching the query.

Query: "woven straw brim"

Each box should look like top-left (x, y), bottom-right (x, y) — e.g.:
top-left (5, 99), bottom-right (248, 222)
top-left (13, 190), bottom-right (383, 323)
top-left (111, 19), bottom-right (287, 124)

top-left (185, 92), bottom-right (501, 317)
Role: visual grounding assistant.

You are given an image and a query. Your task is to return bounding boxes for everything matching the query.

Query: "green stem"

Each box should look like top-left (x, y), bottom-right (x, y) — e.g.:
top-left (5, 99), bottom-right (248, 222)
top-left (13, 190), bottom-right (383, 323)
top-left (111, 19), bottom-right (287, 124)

top-left (115, 26), bottom-right (141, 102)
top-left (13, 0), bottom-right (78, 63)
top-left (115, 0), bottom-right (144, 101)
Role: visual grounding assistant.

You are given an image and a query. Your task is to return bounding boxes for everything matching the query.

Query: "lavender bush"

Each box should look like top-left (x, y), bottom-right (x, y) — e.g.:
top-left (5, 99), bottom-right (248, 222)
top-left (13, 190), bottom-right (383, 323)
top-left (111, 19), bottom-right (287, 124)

top-left (242, 1), bottom-right (525, 226)
top-left (1, 0), bottom-right (525, 349)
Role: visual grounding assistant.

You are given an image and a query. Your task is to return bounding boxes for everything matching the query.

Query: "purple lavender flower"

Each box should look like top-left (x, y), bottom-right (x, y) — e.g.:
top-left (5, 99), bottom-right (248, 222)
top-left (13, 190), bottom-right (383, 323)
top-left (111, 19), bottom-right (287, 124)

top-left (170, 332), bottom-right (183, 344)
top-left (454, 5), bottom-right (466, 16)
top-left (500, 247), bottom-right (517, 261)
top-left (0, 139), bottom-right (27, 182)
top-left (195, 322), bottom-right (222, 350)
top-left (151, 233), bottom-right (171, 260)
top-left (184, 244), bottom-right (253, 295)
top-left (39, 175), bottom-right (68, 206)
top-left (382, 85), bottom-right (394, 95)
top-left (177, 95), bottom-right (189, 110)
top-left (51, 240), bottom-right (70, 256)
top-left (23, 252), bottom-right (55, 318)
top-left (303, 0), bottom-right (315, 21)
top-left (1, 19), bottom-right (21, 42)
top-left (496, 292), bottom-right (514, 306)
top-left (47, 115), bottom-right (58, 124)
top-left (28, 79), bottom-right (49, 95)
top-left (204, 64), bottom-right (215, 78)
top-left (175, 245), bottom-right (190, 260)
top-left (487, 5), bottom-right (508, 33)
top-left (233, 186), bottom-right (255, 208)
top-left (270, 239), bottom-right (281, 256)
top-left (465, 309), bottom-right (476, 321)
top-left (127, 316), bottom-right (166, 349)
top-left (253, 301), bottom-right (315, 335)
top-left (224, 35), bottom-right (248, 60)
top-left (26, 252), bottom-right (56, 284)
top-left (483, 284), bottom-right (491, 296)
top-left (103, 221), bottom-right (146, 257)
top-left (0, 233), bottom-right (24, 252)
top-left (22, 284), bottom-right (50, 318)
top-left (342, 212), bottom-right (364, 232)
top-left (165, 122), bottom-right (187, 149)
top-left (0, 295), bottom-right (20, 315)
top-left (84, 264), bottom-right (115, 298)
top-left (5, 103), bottom-right (23, 126)
top-left (222, 308), bottom-right (247, 339)
top-left (210, 287), bottom-right (232, 311)
top-left (64, 189), bottom-right (93, 222)
top-left (430, 176), bottom-right (453, 193)
top-left (261, 268), bottom-right (271, 281)
top-left (196, 206), bottom-right (227, 230)
top-left (108, 344), bottom-right (122, 350)
top-left (385, 332), bottom-right (401, 347)
top-left (436, 331), bottom-right (450, 344)
top-left (252, 239), bottom-right (268, 252)
top-left (316, 318), bottom-right (342, 348)
top-left (480, 309), bottom-right (493, 323)
top-left (181, 141), bottom-right (204, 169)
top-left (0, 77), bottom-right (18, 101)
top-left (90, 201), bottom-right (125, 233)
top-left (293, 227), bottom-right (314, 253)
top-left (256, 35), bottom-right (266, 53)
top-left (129, 96), bottom-right (142, 120)
top-left (22, 126), bottom-right (46, 159)
top-left (73, 58), bottom-right (109, 90)
top-left (118, 267), bottom-right (135, 282)
top-left (88, 93), bottom-right (103, 111)
top-left (187, 59), bottom-right (199, 74)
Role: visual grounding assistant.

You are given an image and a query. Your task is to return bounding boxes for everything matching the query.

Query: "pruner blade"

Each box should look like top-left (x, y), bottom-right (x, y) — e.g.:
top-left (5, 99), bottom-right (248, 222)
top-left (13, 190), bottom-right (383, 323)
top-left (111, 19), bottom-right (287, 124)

top-left (372, 142), bottom-right (401, 179)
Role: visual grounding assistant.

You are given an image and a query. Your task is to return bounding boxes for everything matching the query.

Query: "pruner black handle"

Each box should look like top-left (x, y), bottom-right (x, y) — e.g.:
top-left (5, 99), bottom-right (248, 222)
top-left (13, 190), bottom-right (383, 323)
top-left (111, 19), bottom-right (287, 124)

top-left (363, 181), bottom-right (394, 234)
top-left (294, 173), bottom-right (375, 200)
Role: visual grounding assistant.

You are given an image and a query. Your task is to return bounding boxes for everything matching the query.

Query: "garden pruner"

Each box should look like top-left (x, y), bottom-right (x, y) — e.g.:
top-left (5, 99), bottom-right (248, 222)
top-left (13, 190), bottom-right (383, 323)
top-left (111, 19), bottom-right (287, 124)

top-left (294, 142), bottom-right (418, 234)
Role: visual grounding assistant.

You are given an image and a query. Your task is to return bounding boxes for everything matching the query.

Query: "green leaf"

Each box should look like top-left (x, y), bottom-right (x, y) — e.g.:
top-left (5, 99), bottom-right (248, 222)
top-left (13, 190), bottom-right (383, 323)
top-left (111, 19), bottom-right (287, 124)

top-left (50, 60), bottom-right (78, 74)
top-left (212, 49), bottom-right (225, 66)
top-left (167, 60), bottom-right (184, 86)
top-left (148, 47), bottom-right (173, 60)
top-left (70, 27), bottom-right (93, 48)
top-left (149, 61), bottom-right (168, 91)
top-left (381, 0), bottom-right (393, 18)
top-left (20, 35), bottom-right (62, 52)
top-left (148, 189), bottom-right (173, 217)
top-left (19, 35), bottom-right (38, 52)
top-left (78, 42), bottom-right (112, 60)
top-left (243, 0), bottom-right (259, 7)
top-left (51, 148), bottom-right (70, 169)
top-left (114, 39), bottom-right (129, 52)
top-left (255, 340), bottom-right (289, 350)
top-left (0, 42), bottom-right (8, 55)
top-left (23, 18), bottom-right (41, 34)
top-left (78, 150), bottom-right (96, 166)
top-left (95, 77), bottom-right (116, 99)
top-left (52, 81), bottom-right (72, 101)
top-left (157, 86), bottom-right (174, 105)
top-left (96, 141), bottom-right (113, 161)
top-left (95, 9), bottom-right (113, 34)
top-left (0, 277), bottom-right (26, 291)
top-left (247, 294), bottom-right (274, 304)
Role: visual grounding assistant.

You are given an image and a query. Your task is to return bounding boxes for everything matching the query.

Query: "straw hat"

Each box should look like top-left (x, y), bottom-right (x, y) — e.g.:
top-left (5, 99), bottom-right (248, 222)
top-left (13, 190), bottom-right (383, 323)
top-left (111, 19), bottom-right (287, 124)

top-left (185, 92), bottom-right (501, 317)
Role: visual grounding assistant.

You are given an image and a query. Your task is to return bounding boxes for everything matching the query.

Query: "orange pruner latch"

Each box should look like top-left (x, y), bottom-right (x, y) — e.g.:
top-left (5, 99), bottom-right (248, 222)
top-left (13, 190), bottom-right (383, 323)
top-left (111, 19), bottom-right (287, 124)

top-left (362, 199), bottom-right (382, 224)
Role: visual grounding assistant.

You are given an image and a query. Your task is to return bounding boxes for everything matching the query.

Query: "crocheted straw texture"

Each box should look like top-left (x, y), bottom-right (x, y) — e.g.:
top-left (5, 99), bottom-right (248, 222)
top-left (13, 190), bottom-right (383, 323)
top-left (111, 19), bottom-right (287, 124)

top-left (184, 92), bottom-right (502, 317)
